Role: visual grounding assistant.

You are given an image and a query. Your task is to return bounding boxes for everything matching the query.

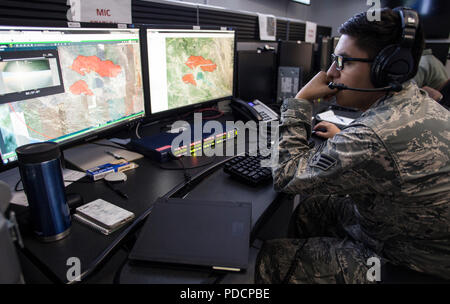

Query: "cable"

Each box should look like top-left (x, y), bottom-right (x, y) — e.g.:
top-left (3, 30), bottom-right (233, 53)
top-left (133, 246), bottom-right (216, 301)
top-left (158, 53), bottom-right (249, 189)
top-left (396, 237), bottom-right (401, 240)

top-left (135, 121), bottom-right (142, 139)
top-left (90, 142), bottom-right (130, 150)
top-left (157, 155), bottom-right (217, 171)
top-left (177, 156), bottom-right (192, 185)
top-left (15, 179), bottom-right (23, 192)
top-left (64, 179), bottom-right (92, 184)
top-left (179, 106), bottom-right (224, 121)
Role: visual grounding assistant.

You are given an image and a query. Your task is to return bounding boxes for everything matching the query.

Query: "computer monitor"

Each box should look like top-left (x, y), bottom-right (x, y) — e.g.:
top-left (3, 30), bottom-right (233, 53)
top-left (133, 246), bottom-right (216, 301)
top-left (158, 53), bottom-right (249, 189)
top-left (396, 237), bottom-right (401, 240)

top-left (237, 50), bottom-right (276, 104)
top-left (319, 36), bottom-right (333, 71)
top-left (278, 41), bottom-right (314, 84)
top-left (145, 27), bottom-right (235, 116)
top-left (0, 25), bottom-right (145, 169)
top-left (381, 0), bottom-right (450, 39)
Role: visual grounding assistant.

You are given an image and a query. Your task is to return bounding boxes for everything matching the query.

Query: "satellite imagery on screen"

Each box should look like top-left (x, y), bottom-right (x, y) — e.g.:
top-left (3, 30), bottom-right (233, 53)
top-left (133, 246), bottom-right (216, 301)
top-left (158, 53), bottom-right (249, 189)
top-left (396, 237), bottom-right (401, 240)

top-left (0, 41), bottom-right (144, 163)
top-left (165, 37), bottom-right (234, 109)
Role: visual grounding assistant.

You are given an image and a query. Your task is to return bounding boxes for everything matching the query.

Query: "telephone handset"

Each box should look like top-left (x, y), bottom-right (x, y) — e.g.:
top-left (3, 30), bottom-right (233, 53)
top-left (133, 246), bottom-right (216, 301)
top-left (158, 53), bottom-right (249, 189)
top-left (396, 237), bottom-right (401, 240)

top-left (230, 98), bottom-right (279, 122)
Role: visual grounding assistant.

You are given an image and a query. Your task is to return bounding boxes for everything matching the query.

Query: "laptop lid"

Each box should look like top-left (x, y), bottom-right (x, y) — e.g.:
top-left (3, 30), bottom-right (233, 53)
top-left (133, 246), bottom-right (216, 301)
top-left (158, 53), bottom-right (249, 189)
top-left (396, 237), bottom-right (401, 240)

top-left (129, 198), bottom-right (252, 271)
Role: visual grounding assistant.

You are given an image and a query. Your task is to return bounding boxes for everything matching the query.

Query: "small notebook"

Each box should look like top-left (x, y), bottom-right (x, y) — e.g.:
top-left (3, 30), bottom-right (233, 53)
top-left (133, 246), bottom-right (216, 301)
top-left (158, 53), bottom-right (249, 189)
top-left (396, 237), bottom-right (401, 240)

top-left (74, 199), bottom-right (135, 235)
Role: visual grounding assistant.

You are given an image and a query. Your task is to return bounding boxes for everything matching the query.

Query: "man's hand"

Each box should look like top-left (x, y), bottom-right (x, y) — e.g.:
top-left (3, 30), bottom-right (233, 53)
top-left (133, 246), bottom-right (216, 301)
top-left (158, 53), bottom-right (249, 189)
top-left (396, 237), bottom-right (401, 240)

top-left (313, 121), bottom-right (341, 139)
top-left (295, 71), bottom-right (337, 102)
top-left (422, 86), bottom-right (443, 102)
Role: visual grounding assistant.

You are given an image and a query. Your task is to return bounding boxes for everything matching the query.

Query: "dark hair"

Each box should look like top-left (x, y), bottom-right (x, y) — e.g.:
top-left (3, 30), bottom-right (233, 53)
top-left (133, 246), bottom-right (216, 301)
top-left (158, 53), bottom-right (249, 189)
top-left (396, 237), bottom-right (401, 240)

top-left (339, 8), bottom-right (425, 79)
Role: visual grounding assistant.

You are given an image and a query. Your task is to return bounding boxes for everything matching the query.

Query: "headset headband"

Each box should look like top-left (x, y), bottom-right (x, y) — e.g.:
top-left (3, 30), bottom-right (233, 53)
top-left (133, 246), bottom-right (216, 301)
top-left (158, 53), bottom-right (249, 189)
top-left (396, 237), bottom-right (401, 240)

top-left (395, 7), bottom-right (419, 48)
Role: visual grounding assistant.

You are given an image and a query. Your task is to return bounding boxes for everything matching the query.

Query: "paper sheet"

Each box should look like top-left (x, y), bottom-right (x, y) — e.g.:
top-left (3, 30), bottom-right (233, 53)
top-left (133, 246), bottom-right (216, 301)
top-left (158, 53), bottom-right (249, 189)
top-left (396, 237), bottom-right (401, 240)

top-left (1, 168), bottom-right (86, 207)
top-left (316, 110), bottom-right (355, 126)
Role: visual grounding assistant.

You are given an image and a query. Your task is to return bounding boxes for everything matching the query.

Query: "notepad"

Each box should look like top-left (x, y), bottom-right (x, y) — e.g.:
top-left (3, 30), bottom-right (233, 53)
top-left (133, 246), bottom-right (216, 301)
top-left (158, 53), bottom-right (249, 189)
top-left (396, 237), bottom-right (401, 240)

top-left (316, 110), bottom-right (355, 126)
top-left (74, 199), bottom-right (135, 235)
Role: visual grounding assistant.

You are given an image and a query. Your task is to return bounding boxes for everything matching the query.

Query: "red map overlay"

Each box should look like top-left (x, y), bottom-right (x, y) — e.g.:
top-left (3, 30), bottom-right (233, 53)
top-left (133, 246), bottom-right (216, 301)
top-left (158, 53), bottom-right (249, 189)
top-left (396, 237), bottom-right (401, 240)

top-left (182, 55), bottom-right (217, 86)
top-left (69, 80), bottom-right (94, 96)
top-left (182, 74), bottom-right (197, 86)
top-left (71, 55), bottom-right (122, 77)
top-left (69, 55), bottom-right (122, 95)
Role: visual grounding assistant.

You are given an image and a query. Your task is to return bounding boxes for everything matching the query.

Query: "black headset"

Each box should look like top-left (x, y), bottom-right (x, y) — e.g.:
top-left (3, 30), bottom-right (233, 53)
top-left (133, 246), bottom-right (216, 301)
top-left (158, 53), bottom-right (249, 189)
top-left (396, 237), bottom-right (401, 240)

top-left (370, 7), bottom-right (420, 88)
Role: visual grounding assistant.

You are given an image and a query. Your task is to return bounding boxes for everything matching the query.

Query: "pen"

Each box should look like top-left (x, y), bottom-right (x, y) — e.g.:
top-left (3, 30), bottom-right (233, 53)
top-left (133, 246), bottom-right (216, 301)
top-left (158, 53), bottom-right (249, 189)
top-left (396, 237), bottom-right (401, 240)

top-left (105, 150), bottom-right (124, 160)
top-left (104, 180), bottom-right (129, 200)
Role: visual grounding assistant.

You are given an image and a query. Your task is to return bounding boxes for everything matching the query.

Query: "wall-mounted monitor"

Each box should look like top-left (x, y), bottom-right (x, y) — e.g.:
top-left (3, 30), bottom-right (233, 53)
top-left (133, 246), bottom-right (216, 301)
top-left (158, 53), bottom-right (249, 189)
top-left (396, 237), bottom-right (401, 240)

top-left (144, 27), bottom-right (236, 117)
top-left (0, 25), bottom-right (146, 170)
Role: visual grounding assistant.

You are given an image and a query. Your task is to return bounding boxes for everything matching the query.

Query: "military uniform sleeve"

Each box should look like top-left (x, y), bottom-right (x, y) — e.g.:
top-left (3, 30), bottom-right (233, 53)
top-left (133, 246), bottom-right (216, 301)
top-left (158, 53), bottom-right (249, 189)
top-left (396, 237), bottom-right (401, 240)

top-left (272, 98), bottom-right (391, 196)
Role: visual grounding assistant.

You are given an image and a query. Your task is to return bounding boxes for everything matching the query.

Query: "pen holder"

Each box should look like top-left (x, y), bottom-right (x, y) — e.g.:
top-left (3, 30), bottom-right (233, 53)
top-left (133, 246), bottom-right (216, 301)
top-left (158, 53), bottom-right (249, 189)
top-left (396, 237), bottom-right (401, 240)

top-left (16, 142), bottom-right (71, 242)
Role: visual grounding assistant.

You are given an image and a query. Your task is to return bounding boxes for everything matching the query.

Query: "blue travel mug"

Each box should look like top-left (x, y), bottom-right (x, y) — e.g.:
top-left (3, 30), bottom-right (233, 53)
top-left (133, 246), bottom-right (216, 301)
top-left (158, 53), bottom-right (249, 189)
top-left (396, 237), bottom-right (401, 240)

top-left (16, 142), bottom-right (71, 242)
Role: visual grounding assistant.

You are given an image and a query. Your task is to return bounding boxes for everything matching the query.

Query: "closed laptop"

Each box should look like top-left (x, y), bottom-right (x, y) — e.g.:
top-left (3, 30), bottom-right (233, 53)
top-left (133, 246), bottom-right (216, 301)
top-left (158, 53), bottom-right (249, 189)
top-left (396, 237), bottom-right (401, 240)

top-left (129, 198), bottom-right (252, 272)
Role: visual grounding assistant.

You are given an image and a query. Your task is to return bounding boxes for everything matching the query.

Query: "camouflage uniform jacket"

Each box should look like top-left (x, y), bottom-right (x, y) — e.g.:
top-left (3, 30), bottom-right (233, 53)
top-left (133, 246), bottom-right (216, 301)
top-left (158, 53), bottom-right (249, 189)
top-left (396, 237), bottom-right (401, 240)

top-left (272, 81), bottom-right (450, 279)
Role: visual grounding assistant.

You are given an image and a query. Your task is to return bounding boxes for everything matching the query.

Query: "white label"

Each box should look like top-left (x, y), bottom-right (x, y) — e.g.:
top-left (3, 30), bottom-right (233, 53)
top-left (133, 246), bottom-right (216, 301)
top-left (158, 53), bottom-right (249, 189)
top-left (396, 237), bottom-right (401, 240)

top-left (67, 0), bottom-right (132, 24)
top-left (305, 21), bottom-right (317, 43)
top-left (258, 13), bottom-right (276, 41)
top-left (67, 22), bottom-right (81, 28)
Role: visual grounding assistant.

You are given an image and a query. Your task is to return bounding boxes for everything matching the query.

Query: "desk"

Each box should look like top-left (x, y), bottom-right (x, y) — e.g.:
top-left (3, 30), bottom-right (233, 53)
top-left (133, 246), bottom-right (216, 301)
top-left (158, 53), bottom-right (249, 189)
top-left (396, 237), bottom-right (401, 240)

top-left (9, 117), bottom-right (285, 284)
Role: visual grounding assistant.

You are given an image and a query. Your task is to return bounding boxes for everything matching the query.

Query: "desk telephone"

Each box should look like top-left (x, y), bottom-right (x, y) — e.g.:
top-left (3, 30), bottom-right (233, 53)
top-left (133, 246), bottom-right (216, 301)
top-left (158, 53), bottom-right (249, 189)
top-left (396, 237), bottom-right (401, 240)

top-left (230, 98), bottom-right (279, 122)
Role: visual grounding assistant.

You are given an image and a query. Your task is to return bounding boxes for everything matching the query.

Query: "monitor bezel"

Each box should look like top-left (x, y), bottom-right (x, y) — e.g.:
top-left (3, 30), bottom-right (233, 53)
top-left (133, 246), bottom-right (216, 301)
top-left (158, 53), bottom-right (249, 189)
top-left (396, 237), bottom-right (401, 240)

top-left (137, 24), bottom-right (237, 124)
top-left (0, 21), bottom-right (148, 172)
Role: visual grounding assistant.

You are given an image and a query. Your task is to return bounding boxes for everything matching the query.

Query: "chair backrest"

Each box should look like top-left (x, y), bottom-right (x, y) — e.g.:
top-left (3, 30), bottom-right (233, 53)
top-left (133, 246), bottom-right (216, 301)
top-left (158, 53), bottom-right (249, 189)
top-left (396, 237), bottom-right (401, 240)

top-left (381, 263), bottom-right (449, 284)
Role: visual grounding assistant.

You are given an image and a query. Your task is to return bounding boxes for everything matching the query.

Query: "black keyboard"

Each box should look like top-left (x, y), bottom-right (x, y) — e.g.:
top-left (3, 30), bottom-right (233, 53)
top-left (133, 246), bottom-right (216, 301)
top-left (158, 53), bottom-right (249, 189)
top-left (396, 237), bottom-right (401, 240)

top-left (223, 154), bottom-right (272, 186)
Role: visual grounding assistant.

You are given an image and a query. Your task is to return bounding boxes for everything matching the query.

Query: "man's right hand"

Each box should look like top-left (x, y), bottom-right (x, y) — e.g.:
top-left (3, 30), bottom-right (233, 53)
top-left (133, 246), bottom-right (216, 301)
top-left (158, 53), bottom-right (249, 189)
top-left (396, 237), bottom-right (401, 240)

top-left (295, 71), bottom-right (337, 102)
top-left (313, 121), bottom-right (341, 139)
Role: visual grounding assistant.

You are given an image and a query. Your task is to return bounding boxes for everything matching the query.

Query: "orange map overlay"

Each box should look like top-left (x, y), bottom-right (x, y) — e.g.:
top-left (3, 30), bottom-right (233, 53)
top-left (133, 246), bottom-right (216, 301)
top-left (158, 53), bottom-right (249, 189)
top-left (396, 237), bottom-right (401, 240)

top-left (69, 55), bottom-right (122, 95)
top-left (182, 55), bottom-right (217, 86)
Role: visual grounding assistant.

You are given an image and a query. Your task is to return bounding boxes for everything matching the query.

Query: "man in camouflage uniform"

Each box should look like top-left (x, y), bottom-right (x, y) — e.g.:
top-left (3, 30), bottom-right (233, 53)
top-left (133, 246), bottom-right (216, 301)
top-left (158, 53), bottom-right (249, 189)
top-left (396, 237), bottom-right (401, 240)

top-left (255, 9), bottom-right (450, 284)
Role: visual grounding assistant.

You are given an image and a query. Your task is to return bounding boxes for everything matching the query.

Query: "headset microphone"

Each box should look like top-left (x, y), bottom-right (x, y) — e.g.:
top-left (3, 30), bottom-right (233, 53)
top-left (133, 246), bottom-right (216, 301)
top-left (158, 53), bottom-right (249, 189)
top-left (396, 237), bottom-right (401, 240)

top-left (328, 82), bottom-right (403, 92)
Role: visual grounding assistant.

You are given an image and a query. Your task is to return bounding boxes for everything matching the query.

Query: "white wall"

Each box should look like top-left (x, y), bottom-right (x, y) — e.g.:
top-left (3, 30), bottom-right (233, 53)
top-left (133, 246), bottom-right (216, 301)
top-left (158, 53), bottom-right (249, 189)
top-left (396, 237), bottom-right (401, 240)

top-left (286, 0), bottom-right (370, 36)
top-left (150, 0), bottom-right (373, 36)
top-left (155, 0), bottom-right (289, 16)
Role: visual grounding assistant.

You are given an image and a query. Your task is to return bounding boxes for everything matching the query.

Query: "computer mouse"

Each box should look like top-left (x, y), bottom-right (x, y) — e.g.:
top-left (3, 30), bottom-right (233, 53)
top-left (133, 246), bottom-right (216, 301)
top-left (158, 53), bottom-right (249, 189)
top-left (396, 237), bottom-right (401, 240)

top-left (312, 128), bottom-right (327, 136)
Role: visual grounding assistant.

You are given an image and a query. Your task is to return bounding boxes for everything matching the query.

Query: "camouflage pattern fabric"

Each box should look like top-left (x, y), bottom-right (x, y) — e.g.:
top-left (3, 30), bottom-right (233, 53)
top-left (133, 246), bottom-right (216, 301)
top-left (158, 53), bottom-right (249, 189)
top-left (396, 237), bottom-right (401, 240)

top-left (256, 195), bottom-right (381, 284)
top-left (259, 81), bottom-right (450, 282)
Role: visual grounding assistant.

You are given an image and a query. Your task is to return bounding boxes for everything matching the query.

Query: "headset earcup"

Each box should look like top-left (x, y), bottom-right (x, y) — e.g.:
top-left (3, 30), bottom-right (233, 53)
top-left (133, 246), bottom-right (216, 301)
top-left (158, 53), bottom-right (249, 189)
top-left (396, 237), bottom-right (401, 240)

top-left (371, 44), bottom-right (414, 87)
top-left (371, 45), bottom-right (397, 87)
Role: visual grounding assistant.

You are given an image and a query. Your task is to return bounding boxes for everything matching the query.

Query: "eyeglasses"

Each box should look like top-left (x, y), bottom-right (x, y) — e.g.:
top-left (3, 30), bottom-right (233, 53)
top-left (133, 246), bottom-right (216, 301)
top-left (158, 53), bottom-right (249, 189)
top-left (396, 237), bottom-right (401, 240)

top-left (331, 54), bottom-right (374, 71)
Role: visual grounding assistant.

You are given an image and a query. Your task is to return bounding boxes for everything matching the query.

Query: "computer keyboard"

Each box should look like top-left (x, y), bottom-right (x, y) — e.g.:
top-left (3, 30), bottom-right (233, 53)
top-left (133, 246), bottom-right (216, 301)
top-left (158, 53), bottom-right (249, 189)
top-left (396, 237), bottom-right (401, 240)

top-left (223, 153), bottom-right (272, 186)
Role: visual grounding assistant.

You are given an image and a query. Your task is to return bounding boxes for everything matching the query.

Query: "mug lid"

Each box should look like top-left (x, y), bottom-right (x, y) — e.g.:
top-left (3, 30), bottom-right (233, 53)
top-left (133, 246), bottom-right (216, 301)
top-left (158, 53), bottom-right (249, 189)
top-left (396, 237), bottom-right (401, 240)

top-left (16, 142), bottom-right (61, 164)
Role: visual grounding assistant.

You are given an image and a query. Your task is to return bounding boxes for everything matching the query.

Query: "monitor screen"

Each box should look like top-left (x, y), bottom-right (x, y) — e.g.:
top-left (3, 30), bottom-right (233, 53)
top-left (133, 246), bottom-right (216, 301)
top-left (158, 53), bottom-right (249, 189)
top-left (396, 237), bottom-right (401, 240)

top-left (237, 51), bottom-right (276, 104)
top-left (381, 0), bottom-right (450, 39)
top-left (146, 28), bottom-right (235, 114)
top-left (0, 26), bottom-right (145, 166)
top-left (278, 41), bottom-right (314, 83)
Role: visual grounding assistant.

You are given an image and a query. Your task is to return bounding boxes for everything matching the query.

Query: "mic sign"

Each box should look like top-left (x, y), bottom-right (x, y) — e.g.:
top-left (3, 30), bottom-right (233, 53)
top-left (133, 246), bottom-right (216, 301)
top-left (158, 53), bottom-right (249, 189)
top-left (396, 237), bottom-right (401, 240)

top-left (96, 9), bottom-right (111, 17)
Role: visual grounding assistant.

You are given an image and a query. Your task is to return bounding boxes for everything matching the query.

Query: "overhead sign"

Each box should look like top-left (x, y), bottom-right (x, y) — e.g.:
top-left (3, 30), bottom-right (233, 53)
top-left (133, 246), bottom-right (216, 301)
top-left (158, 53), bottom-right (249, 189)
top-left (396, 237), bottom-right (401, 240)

top-left (67, 0), bottom-right (132, 24)
top-left (305, 21), bottom-right (317, 43)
